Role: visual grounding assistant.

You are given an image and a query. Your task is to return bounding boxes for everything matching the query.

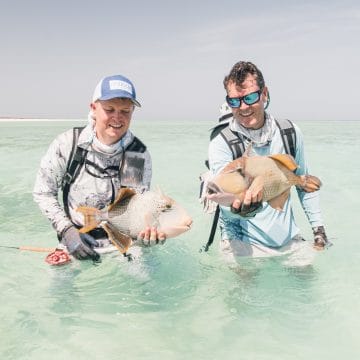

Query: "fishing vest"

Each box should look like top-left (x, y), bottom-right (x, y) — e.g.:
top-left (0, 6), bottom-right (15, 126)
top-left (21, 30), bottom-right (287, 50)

top-left (61, 126), bottom-right (147, 220)
top-left (200, 116), bottom-right (296, 252)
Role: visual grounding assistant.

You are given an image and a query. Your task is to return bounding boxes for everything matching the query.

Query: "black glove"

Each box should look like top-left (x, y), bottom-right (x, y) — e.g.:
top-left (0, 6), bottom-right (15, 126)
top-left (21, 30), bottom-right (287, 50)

top-left (313, 225), bottom-right (331, 249)
top-left (61, 226), bottom-right (100, 261)
top-left (231, 202), bottom-right (263, 218)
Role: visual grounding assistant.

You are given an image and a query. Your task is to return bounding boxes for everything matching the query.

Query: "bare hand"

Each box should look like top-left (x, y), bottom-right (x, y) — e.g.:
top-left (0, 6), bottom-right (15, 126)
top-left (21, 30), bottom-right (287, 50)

top-left (137, 227), bottom-right (166, 246)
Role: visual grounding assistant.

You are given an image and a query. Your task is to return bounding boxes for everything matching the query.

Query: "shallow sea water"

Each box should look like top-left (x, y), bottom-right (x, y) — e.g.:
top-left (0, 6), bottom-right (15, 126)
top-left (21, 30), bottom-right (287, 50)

top-left (0, 119), bottom-right (359, 360)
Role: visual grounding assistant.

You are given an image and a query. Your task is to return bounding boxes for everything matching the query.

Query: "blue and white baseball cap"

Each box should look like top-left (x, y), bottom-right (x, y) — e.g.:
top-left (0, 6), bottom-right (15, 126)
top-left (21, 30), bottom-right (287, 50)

top-left (92, 74), bottom-right (141, 107)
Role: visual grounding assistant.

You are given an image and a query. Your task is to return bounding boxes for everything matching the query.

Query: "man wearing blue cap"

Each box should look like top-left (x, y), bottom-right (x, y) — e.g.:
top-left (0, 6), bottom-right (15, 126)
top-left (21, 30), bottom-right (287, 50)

top-left (33, 75), bottom-right (165, 261)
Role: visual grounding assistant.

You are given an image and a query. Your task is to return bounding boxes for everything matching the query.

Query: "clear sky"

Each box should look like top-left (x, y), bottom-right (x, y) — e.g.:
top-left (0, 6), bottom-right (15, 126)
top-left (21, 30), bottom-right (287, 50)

top-left (1, 0), bottom-right (359, 121)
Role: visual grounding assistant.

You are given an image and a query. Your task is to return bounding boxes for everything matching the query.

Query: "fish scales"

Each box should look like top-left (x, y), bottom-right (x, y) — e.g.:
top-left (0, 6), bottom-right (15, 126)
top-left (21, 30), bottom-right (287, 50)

top-left (77, 188), bottom-right (192, 254)
top-left (108, 192), bottom-right (167, 238)
top-left (207, 150), bottom-right (321, 212)
top-left (245, 156), bottom-right (301, 201)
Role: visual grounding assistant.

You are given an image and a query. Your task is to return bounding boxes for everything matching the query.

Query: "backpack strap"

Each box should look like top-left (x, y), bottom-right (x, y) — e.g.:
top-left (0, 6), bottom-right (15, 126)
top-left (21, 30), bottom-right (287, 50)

top-left (274, 118), bottom-right (296, 158)
top-left (219, 126), bottom-right (246, 160)
top-left (205, 122), bottom-right (246, 169)
top-left (62, 127), bottom-right (87, 219)
top-left (201, 205), bottom-right (220, 252)
top-left (203, 124), bottom-right (247, 251)
top-left (125, 136), bottom-right (147, 153)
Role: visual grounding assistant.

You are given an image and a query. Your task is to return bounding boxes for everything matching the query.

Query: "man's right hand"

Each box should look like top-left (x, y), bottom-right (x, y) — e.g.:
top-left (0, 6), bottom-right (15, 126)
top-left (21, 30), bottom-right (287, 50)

top-left (61, 226), bottom-right (100, 261)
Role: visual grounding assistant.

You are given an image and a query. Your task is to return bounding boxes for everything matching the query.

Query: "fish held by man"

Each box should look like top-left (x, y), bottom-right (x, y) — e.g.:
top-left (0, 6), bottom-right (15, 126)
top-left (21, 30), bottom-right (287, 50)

top-left (207, 146), bottom-right (322, 211)
top-left (77, 188), bottom-right (192, 254)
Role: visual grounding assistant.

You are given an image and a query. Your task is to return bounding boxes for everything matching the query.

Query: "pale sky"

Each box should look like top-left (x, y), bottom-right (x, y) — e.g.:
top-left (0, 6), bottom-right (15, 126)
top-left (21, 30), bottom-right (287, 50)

top-left (1, 0), bottom-right (359, 121)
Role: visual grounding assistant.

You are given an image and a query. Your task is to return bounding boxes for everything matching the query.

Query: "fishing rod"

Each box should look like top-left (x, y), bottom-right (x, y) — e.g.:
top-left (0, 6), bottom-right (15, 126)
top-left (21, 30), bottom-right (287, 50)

top-left (0, 245), bottom-right (56, 252)
top-left (0, 244), bottom-right (71, 265)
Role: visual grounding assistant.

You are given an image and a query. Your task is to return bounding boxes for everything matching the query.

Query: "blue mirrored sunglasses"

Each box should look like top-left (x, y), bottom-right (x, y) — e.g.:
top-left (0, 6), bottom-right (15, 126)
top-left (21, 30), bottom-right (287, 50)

top-left (226, 90), bottom-right (262, 108)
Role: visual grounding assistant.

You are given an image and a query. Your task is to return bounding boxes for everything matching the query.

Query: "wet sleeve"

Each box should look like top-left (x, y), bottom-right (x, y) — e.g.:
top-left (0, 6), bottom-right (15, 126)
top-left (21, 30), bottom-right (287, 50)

top-left (33, 133), bottom-right (73, 236)
top-left (293, 125), bottom-right (324, 228)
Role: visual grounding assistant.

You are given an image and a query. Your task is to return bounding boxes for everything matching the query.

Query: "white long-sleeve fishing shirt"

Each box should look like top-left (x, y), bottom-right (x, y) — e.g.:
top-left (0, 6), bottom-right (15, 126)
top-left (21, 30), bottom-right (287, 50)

top-left (33, 123), bottom-right (152, 236)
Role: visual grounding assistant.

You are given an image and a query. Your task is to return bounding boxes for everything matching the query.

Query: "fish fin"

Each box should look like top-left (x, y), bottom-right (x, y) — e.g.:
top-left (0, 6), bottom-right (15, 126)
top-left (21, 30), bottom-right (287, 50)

top-left (298, 175), bottom-right (322, 192)
top-left (109, 188), bottom-right (136, 211)
top-left (267, 189), bottom-right (290, 211)
top-left (269, 154), bottom-right (298, 171)
top-left (102, 223), bottom-right (132, 254)
top-left (222, 157), bottom-right (245, 174)
top-left (76, 206), bottom-right (102, 233)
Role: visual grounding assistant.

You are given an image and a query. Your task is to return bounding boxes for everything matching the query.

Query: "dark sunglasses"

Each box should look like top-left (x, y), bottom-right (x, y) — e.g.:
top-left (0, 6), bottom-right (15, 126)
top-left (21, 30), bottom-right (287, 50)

top-left (226, 90), bottom-right (262, 108)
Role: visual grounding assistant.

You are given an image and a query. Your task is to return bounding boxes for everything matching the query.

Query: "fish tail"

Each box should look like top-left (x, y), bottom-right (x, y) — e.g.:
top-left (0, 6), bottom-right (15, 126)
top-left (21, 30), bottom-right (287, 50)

top-left (299, 175), bottom-right (322, 192)
top-left (76, 206), bottom-right (103, 233)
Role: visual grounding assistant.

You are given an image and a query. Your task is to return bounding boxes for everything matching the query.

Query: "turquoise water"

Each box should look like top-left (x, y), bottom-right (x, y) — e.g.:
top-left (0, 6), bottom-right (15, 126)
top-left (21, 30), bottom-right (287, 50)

top-left (0, 119), bottom-right (359, 360)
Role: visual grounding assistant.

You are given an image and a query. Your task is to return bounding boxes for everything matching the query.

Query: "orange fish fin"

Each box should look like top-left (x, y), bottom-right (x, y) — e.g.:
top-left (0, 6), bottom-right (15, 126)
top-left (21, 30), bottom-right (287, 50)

top-left (102, 223), bottom-right (132, 254)
top-left (76, 206), bottom-right (102, 233)
top-left (267, 189), bottom-right (290, 211)
top-left (109, 188), bottom-right (136, 211)
top-left (269, 154), bottom-right (298, 171)
top-left (298, 175), bottom-right (322, 192)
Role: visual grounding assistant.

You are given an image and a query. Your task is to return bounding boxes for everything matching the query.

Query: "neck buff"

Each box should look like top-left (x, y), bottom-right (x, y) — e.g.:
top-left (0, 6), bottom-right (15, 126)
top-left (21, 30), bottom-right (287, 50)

top-left (91, 131), bottom-right (123, 154)
top-left (87, 112), bottom-right (133, 154)
top-left (90, 125), bottom-right (132, 155)
top-left (229, 112), bottom-right (277, 147)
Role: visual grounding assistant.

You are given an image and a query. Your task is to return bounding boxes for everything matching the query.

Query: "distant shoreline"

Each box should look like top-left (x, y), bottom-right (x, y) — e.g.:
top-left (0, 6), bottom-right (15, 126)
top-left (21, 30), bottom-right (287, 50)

top-left (0, 118), bottom-right (358, 123)
top-left (0, 118), bottom-right (85, 122)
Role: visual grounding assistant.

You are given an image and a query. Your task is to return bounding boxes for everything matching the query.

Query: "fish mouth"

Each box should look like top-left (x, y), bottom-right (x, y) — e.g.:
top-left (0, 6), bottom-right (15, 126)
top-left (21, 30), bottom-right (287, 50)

top-left (178, 224), bottom-right (192, 231)
top-left (207, 181), bottom-right (222, 195)
top-left (158, 219), bottom-right (193, 238)
top-left (176, 217), bottom-right (193, 231)
top-left (159, 224), bottom-right (192, 238)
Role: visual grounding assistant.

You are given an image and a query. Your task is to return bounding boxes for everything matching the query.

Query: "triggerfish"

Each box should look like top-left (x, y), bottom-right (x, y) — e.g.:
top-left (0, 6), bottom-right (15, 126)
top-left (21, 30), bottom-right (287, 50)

top-left (207, 146), bottom-right (322, 211)
top-left (77, 188), bottom-right (192, 254)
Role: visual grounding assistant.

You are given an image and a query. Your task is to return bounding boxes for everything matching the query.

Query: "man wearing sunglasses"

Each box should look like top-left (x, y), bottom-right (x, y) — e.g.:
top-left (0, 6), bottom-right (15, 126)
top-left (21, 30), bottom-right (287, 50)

top-left (207, 61), bottom-right (329, 261)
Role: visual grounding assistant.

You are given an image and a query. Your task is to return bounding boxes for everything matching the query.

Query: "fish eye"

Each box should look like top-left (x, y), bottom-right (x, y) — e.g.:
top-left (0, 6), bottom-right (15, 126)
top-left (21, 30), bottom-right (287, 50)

top-left (236, 168), bottom-right (244, 176)
top-left (160, 203), bottom-right (172, 212)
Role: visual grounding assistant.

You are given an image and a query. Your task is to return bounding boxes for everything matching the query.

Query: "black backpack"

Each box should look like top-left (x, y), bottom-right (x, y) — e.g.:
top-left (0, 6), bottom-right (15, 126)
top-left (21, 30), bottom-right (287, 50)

top-left (61, 127), bottom-right (146, 220)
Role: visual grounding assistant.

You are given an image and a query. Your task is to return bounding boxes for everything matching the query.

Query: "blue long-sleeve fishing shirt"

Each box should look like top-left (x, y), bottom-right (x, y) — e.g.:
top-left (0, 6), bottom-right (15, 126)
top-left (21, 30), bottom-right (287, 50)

top-left (208, 115), bottom-right (324, 248)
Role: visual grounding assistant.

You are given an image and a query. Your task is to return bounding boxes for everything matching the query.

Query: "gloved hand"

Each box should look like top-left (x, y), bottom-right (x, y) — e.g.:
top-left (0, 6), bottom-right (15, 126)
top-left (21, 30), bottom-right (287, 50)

top-left (61, 226), bottom-right (100, 261)
top-left (137, 227), bottom-right (166, 247)
top-left (231, 201), bottom-right (263, 218)
top-left (313, 226), bottom-right (331, 250)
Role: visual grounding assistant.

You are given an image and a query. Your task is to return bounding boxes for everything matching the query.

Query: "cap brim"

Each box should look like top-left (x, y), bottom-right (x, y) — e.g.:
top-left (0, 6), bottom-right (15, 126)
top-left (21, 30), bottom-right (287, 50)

top-left (97, 93), bottom-right (141, 107)
top-left (131, 98), bottom-right (141, 107)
